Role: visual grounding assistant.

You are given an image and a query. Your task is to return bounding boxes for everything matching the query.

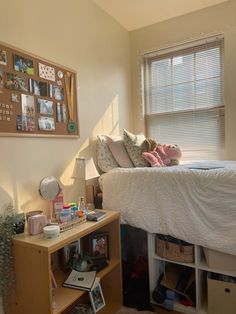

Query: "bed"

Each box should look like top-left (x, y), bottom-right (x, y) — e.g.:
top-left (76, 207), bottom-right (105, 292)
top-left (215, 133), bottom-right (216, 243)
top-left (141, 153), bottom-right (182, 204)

top-left (101, 160), bottom-right (236, 256)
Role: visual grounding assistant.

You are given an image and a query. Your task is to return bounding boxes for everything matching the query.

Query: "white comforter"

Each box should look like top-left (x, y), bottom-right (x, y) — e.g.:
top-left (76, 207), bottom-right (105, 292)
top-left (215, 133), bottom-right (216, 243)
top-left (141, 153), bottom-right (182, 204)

top-left (102, 161), bottom-right (236, 256)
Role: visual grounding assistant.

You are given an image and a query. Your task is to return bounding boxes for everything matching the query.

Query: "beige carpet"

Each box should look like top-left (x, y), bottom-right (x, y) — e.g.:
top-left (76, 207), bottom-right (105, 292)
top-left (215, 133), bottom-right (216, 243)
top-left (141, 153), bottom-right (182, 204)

top-left (116, 305), bottom-right (181, 314)
top-left (116, 307), bottom-right (154, 314)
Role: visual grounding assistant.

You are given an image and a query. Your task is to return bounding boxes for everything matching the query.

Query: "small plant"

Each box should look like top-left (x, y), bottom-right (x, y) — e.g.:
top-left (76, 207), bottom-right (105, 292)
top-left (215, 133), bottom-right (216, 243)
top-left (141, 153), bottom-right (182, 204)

top-left (0, 206), bottom-right (25, 298)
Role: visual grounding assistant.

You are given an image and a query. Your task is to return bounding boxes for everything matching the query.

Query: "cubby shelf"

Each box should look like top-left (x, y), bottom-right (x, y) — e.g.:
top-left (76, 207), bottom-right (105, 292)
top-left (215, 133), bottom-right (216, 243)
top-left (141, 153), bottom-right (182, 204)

top-left (148, 233), bottom-right (236, 314)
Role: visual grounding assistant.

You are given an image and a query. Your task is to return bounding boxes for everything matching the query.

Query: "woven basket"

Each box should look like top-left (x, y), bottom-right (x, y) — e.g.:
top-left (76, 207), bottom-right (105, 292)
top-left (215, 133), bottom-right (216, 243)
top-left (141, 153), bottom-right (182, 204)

top-left (156, 235), bottom-right (194, 263)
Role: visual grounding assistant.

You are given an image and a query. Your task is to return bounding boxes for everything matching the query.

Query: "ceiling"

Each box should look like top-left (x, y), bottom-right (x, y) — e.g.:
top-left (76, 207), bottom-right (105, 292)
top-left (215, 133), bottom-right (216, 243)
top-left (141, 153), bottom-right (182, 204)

top-left (93, 0), bottom-right (229, 31)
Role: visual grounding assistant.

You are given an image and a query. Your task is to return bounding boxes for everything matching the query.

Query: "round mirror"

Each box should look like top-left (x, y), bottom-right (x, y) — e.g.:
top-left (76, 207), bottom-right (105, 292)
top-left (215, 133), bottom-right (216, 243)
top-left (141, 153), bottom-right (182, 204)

top-left (39, 176), bottom-right (61, 201)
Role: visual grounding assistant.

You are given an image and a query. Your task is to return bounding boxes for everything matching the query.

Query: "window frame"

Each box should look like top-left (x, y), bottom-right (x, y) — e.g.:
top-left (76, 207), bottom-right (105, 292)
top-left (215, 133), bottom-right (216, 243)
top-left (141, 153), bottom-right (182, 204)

top-left (142, 35), bottom-right (225, 161)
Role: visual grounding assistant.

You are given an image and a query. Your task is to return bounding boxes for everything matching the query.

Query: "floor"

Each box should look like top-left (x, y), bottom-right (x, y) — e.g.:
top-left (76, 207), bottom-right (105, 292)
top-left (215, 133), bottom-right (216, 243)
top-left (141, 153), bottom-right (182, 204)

top-left (116, 305), bottom-right (181, 314)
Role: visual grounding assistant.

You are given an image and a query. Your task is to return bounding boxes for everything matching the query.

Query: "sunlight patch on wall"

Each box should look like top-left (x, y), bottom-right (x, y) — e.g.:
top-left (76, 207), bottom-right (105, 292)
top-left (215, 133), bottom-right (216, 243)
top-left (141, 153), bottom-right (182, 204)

top-left (59, 95), bottom-right (120, 202)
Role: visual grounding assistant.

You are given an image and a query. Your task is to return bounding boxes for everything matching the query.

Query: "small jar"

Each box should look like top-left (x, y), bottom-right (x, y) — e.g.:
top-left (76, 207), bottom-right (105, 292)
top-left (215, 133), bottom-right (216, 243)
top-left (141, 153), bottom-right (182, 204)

top-left (69, 202), bottom-right (78, 220)
top-left (60, 207), bottom-right (71, 223)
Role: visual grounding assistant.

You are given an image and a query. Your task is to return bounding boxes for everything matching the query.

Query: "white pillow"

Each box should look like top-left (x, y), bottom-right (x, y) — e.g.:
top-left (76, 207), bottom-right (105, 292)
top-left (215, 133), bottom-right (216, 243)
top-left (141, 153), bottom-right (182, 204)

top-left (96, 135), bottom-right (119, 172)
top-left (107, 140), bottom-right (134, 168)
top-left (123, 129), bottom-right (149, 167)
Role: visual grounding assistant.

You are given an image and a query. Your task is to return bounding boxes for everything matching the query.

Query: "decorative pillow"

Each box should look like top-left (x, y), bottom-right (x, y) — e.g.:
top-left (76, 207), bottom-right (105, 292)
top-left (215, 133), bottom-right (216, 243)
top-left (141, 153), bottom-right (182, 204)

top-left (107, 140), bottom-right (134, 168)
top-left (123, 129), bottom-right (149, 167)
top-left (96, 135), bottom-right (119, 172)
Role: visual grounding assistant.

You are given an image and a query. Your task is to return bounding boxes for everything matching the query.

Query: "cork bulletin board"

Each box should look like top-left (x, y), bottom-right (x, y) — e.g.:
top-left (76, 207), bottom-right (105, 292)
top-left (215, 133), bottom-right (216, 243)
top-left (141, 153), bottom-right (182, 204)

top-left (0, 41), bottom-right (79, 137)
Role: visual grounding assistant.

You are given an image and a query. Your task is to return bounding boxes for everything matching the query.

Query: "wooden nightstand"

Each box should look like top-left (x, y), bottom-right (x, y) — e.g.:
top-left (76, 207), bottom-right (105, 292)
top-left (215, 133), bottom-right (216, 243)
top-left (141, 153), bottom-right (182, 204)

top-left (6, 210), bottom-right (122, 314)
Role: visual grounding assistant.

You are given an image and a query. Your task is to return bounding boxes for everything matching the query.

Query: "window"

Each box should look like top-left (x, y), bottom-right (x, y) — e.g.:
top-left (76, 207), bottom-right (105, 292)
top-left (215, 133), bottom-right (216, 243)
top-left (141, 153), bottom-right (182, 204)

top-left (143, 36), bottom-right (224, 161)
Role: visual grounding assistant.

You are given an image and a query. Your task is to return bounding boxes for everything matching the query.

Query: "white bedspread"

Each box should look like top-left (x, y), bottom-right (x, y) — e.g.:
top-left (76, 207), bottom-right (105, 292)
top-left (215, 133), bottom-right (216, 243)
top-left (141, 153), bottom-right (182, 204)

top-left (102, 161), bottom-right (236, 256)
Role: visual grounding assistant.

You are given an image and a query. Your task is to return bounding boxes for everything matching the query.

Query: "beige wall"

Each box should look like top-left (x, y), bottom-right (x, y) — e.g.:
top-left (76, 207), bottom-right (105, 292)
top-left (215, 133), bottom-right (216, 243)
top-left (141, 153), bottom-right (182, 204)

top-left (130, 0), bottom-right (236, 159)
top-left (0, 0), bottom-right (131, 212)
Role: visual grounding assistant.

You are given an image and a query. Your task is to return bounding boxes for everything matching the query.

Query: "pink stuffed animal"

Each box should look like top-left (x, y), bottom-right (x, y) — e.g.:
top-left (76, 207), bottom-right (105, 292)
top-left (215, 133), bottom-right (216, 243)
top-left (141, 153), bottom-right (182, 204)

top-left (156, 144), bottom-right (182, 166)
top-left (142, 151), bottom-right (165, 167)
top-left (142, 144), bottom-right (182, 167)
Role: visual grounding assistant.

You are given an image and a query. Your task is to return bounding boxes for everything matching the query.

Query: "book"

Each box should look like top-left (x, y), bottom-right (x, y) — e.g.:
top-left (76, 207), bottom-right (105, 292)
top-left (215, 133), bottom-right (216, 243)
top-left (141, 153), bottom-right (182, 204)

top-left (63, 270), bottom-right (97, 291)
top-left (86, 210), bottom-right (106, 222)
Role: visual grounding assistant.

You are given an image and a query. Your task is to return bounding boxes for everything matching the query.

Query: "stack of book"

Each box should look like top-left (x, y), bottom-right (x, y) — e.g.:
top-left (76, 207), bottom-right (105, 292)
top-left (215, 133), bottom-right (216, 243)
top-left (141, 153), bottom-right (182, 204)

top-left (85, 210), bottom-right (106, 222)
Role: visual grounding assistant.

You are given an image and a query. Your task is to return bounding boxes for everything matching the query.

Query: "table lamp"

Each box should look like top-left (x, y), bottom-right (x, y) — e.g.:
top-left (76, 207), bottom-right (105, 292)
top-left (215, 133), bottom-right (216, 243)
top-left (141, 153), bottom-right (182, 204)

top-left (71, 157), bottom-right (100, 206)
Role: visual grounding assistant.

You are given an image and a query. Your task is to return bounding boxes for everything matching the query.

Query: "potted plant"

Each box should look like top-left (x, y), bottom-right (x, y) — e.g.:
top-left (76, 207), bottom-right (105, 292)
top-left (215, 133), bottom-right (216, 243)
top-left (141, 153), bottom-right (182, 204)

top-left (0, 206), bottom-right (25, 299)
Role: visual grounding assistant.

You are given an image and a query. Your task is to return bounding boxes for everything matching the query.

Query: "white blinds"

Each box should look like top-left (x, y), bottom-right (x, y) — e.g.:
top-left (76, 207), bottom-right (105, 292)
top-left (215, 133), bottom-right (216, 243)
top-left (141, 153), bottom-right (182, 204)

top-left (143, 36), bottom-right (225, 161)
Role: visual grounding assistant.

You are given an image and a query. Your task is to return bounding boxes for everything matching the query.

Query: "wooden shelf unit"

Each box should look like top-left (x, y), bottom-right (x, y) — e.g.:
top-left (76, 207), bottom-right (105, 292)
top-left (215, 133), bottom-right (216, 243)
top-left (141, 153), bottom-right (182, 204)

top-left (6, 210), bottom-right (122, 314)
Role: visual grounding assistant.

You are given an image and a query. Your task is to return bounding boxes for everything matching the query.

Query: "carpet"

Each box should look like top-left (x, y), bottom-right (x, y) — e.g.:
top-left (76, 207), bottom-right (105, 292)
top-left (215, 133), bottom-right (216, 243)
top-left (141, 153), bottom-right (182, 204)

top-left (116, 307), bottom-right (154, 314)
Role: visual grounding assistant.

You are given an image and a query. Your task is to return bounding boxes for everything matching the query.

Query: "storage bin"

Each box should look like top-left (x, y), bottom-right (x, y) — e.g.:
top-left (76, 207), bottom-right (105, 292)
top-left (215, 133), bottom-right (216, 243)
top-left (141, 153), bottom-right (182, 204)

top-left (156, 234), bottom-right (194, 263)
top-left (203, 248), bottom-right (236, 272)
top-left (208, 276), bottom-right (236, 314)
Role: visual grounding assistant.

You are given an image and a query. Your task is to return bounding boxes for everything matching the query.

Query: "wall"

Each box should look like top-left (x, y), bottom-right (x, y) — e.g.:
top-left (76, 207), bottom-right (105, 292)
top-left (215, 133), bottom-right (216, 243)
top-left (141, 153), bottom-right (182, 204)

top-left (0, 0), bottom-right (131, 212)
top-left (130, 0), bottom-right (236, 159)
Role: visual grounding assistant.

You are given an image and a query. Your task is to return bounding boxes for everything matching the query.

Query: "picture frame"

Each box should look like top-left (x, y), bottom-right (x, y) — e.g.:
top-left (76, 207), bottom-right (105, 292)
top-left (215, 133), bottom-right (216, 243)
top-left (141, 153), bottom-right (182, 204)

top-left (59, 240), bottom-right (80, 270)
top-left (89, 283), bottom-right (105, 313)
top-left (89, 233), bottom-right (109, 260)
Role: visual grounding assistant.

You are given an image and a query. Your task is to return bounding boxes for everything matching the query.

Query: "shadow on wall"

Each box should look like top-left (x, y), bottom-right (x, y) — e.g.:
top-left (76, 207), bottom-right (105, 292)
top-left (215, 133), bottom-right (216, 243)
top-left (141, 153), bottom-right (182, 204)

top-left (17, 94), bottom-right (120, 211)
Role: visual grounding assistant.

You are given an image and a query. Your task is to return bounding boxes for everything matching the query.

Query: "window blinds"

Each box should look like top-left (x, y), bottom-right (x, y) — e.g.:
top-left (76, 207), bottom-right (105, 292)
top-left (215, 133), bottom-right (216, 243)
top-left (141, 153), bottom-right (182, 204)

top-left (143, 36), bottom-right (225, 161)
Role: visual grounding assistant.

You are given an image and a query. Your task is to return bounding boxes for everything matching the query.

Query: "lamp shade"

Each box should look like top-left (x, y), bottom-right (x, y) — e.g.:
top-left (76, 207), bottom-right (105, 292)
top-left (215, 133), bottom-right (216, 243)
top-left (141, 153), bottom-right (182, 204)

top-left (71, 157), bottom-right (100, 181)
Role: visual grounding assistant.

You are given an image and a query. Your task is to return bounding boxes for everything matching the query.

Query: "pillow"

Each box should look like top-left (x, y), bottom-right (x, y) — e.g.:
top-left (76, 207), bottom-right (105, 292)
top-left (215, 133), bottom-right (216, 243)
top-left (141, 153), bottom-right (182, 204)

top-left (107, 140), bottom-right (134, 168)
top-left (96, 135), bottom-right (119, 172)
top-left (123, 129), bottom-right (149, 167)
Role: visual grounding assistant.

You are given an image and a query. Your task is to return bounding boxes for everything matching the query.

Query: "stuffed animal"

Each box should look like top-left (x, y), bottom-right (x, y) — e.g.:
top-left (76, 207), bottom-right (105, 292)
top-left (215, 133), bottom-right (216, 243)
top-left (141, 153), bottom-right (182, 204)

top-left (142, 143), bottom-right (182, 167)
top-left (142, 151), bottom-right (165, 167)
top-left (141, 138), bottom-right (158, 153)
top-left (156, 144), bottom-right (182, 166)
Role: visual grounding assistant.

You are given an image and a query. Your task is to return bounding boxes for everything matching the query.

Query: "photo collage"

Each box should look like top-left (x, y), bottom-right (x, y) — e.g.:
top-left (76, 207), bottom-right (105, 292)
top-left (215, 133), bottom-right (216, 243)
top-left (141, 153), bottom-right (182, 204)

top-left (0, 44), bottom-right (77, 136)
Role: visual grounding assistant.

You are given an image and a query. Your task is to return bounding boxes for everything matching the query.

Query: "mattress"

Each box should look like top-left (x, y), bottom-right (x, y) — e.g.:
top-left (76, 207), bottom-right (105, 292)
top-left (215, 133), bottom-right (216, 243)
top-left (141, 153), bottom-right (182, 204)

top-left (102, 161), bottom-right (236, 256)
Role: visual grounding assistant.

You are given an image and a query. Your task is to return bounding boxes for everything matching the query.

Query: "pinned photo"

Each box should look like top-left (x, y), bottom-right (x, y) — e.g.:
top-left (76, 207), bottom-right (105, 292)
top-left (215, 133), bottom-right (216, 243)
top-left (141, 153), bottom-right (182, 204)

top-left (0, 49), bottom-right (7, 65)
top-left (38, 98), bottom-right (53, 115)
top-left (21, 94), bottom-right (35, 117)
top-left (38, 63), bottom-right (55, 82)
top-left (0, 66), bottom-right (3, 89)
top-left (38, 116), bottom-right (55, 131)
top-left (29, 79), bottom-right (47, 96)
top-left (17, 115), bottom-right (35, 132)
top-left (53, 85), bottom-right (64, 101)
top-left (14, 54), bottom-right (34, 75)
top-left (11, 93), bottom-right (20, 103)
top-left (5, 73), bottom-right (28, 92)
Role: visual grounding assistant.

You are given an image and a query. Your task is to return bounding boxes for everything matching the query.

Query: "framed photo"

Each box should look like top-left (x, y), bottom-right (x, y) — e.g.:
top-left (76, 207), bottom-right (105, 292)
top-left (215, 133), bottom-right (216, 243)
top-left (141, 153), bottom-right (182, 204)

top-left (59, 240), bottom-right (80, 270)
top-left (89, 233), bottom-right (109, 260)
top-left (38, 98), bottom-right (53, 115)
top-left (13, 54), bottom-right (34, 75)
top-left (89, 283), bottom-right (105, 313)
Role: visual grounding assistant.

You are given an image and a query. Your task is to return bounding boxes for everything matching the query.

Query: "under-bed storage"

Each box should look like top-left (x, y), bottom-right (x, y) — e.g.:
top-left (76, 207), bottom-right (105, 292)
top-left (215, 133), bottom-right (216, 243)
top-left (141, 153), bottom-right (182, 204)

top-left (148, 233), bottom-right (236, 314)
